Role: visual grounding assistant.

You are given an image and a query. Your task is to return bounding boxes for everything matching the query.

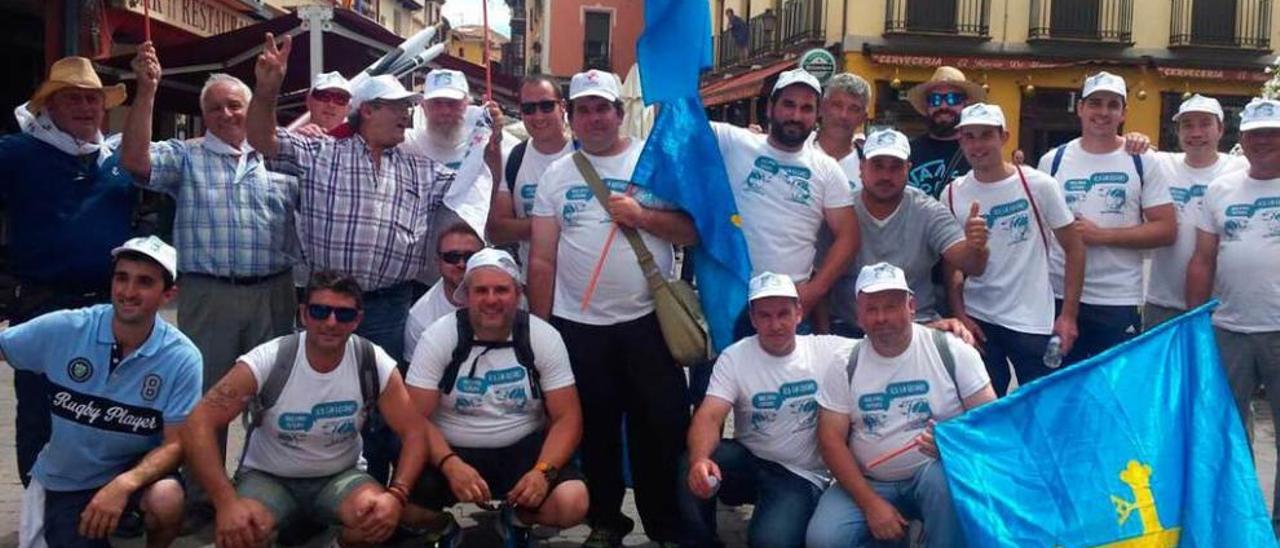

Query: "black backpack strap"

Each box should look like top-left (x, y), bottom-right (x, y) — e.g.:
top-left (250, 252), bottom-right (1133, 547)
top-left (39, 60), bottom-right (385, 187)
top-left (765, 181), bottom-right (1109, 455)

top-left (251, 332), bottom-right (301, 429)
top-left (504, 140), bottom-right (528, 193)
top-left (512, 310), bottom-right (540, 400)
top-left (1049, 144), bottom-right (1067, 177)
top-left (439, 309), bottom-right (475, 395)
top-left (844, 340), bottom-right (863, 386)
top-left (1131, 154), bottom-right (1145, 188)
top-left (353, 335), bottom-right (381, 416)
top-left (855, 142), bottom-right (865, 161)
top-left (928, 328), bottom-right (965, 411)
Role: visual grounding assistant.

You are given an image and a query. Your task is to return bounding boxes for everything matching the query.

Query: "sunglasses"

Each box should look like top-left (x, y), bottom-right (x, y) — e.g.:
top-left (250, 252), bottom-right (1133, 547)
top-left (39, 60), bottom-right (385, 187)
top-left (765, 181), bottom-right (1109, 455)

top-left (927, 92), bottom-right (967, 108)
top-left (307, 304), bottom-right (360, 323)
top-left (520, 100), bottom-right (559, 115)
top-left (311, 90), bottom-right (351, 106)
top-left (440, 250), bottom-right (477, 265)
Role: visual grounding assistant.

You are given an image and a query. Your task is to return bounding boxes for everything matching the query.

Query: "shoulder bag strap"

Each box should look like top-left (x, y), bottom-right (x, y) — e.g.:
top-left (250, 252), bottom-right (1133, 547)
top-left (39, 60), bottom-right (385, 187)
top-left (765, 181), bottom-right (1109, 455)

top-left (1015, 164), bottom-right (1052, 259)
top-left (571, 151), bottom-right (665, 289)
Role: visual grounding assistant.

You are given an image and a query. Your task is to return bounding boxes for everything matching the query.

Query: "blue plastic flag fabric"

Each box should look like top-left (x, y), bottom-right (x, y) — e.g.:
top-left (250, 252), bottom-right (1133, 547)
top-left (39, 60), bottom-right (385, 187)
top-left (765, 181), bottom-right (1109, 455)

top-left (632, 0), bottom-right (751, 351)
top-left (935, 302), bottom-right (1276, 547)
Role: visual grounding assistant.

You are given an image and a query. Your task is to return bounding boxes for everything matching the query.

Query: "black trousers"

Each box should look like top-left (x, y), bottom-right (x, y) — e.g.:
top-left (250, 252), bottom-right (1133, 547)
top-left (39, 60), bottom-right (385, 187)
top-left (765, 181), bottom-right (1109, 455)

top-left (552, 313), bottom-right (690, 542)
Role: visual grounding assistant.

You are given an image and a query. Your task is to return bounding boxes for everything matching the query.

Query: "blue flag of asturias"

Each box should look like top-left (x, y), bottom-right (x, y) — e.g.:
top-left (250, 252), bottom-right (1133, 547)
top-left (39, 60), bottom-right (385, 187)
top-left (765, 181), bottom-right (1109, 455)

top-left (935, 302), bottom-right (1276, 547)
top-left (631, 0), bottom-right (752, 352)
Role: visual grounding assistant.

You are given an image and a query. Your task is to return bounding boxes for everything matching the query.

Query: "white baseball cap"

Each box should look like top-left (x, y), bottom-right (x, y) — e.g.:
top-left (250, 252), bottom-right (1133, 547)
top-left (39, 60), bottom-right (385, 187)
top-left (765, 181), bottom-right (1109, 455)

top-left (956, 103), bottom-right (1007, 129)
top-left (863, 129), bottom-right (911, 160)
top-left (772, 68), bottom-right (822, 97)
top-left (351, 74), bottom-right (422, 109)
top-left (112, 236), bottom-right (178, 281)
top-left (569, 69), bottom-right (622, 102)
top-left (748, 272), bottom-right (799, 302)
top-left (1240, 98), bottom-right (1280, 132)
top-left (1082, 71), bottom-right (1127, 100)
top-left (855, 262), bottom-right (912, 295)
top-left (424, 69), bottom-right (469, 101)
top-left (1172, 94), bottom-right (1224, 123)
top-left (310, 71), bottom-right (351, 94)
top-left (453, 248), bottom-right (523, 302)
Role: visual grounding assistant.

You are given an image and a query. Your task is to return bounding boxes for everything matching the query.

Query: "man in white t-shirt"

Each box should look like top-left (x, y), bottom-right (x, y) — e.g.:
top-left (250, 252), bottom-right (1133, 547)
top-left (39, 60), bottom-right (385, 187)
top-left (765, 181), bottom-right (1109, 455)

top-left (1187, 98), bottom-right (1280, 527)
top-left (946, 103), bottom-right (1086, 395)
top-left (183, 270), bottom-right (428, 547)
top-left (822, 128), bottom-right (988, 337)
top-left (678, 272), bottom-right (852, 547)
top-left (1036, 71), bottom-right (1175, 365)
top-left (404, 221), bottom-right (484, 360)
top-left (1146, 95), bottom-right (1248, 329)
top-left (710, 68), bottom-right (859, 325)
top-left (807, 263), bottom-right (995, 547)
top-left (405, 248), bottom-right (587, 545)
top-left (528, 69), bottom-right (697, 546)
top-left (488, 74), bottom-right (575, 266)
top-left (813, 72), bottom-right (871, 192)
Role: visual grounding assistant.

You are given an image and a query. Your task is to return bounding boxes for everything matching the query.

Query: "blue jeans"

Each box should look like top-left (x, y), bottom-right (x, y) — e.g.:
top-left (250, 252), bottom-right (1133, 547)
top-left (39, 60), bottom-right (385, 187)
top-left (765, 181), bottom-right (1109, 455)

top-left (1056, 301), bottom-right (1141, 366)
top-left (356, 283), bottom-right (413, 484)
top-left (677, 440), bottom-right (823, 548)
top-left (806, 461), bottom-right (960, 548)
top-left (972, 319), bottom-right (1053, 396)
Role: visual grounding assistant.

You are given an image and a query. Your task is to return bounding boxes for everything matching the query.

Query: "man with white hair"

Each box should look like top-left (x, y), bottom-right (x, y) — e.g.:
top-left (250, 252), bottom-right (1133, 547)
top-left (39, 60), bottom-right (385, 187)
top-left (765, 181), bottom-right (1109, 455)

top-left (1187, 98), bottom-right (1280, 527)
top-left (247, 33), bottom-right (456, 483)
top-left (1145, 95), bottom-right (1247, 328)
top-left (122, 43), bottom-right (300, 525)
top-left (807, 263), bottom-right (995, 547)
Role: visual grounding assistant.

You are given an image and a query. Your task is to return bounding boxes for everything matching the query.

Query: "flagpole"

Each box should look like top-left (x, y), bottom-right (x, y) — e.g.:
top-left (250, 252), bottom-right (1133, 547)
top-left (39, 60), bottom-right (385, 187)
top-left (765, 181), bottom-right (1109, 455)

top-left (142, 0), bottom-right (151, 42)
top-left (481, 0), bottom-right (492, 101)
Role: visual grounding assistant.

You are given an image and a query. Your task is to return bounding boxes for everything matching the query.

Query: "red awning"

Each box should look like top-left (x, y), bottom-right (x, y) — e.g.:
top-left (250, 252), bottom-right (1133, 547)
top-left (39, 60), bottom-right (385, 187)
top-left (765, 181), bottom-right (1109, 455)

top-left (701, 59), bottom-right (796, 107)
top-left (95, 9), bottom-right (517, 118)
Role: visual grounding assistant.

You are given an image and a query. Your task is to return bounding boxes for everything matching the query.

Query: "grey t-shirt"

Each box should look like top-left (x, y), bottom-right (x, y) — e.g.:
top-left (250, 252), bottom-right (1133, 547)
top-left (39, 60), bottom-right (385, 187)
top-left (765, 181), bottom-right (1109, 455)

top-left (829, 186), bottom-right (965, 325)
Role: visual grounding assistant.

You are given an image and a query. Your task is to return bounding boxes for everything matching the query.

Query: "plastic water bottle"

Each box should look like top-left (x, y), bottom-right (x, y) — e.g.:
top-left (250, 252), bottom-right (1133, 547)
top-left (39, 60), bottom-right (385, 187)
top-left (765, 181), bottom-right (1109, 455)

top-left (1044, 335), bottom-right (1063, 369)
top-left (706, 475), bottom-right (720, 496)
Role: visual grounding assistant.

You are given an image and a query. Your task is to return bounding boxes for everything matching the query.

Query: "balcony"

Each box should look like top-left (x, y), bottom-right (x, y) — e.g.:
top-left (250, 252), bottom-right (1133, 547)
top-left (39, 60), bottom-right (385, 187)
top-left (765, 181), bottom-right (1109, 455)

top-left (1029, 0), bottom-right (1134, 44)
top-left (884, 0), bottom-right (991, 38)
top-left (1170, 0), bottom-right (1272, 51)
top-left (584, 40), bottom-right (611, 72)
top-left (715, 0), bottom-right (825, 69)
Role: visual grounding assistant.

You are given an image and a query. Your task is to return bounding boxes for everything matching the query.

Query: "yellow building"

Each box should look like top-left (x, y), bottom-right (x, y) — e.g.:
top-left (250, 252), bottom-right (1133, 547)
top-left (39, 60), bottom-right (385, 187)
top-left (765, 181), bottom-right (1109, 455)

top-left (273, 0), bottom-right (443, 38)
top-left (450, 25), bottom-right (509, 67)
top-left (703, 0), bottom-right (1278, 160)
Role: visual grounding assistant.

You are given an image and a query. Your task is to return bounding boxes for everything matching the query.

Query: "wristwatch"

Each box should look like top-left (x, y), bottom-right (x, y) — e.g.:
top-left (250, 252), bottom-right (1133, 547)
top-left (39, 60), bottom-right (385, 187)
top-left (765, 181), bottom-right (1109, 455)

top-left (534, 461), bottom-right (559, 482)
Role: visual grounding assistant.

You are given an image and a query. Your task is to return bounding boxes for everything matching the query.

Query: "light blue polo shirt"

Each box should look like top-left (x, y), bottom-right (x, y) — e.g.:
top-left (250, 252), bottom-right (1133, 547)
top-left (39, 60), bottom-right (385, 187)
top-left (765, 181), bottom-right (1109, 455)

top-left (0, 304), bottom-right (202, 491)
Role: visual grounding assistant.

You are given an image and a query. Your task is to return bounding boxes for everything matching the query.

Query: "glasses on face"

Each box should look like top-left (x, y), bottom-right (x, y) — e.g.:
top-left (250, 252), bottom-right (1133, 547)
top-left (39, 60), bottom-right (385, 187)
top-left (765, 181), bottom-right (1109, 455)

top-left (311, 90), bottom-right (351, 106)
top-left (369, 100), bottom-right (414, 114)
top-left (439, 250), bottom-right (477, 265)
top-left (927, 92), bottom-right (967, 108)
top-left (520, 100), bottom-right (558, 115)
top-left (307, 304), bottom-right (360, 323)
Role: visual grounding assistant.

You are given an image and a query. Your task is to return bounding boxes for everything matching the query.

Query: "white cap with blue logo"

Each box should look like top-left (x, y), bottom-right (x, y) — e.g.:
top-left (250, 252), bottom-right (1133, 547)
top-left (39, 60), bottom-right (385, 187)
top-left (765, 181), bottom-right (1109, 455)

top-left (1240, 98), bottom-right (1280, 132)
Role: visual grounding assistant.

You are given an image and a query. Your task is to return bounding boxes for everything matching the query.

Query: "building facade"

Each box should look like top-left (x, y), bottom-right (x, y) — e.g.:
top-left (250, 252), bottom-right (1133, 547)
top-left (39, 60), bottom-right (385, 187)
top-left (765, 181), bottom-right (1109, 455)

top-left (450, 25), bottom-right (508, 67)
top-left (704, 0), bottom-right (1279, 160)
top-left (523, 0), bottom-right (644, 79)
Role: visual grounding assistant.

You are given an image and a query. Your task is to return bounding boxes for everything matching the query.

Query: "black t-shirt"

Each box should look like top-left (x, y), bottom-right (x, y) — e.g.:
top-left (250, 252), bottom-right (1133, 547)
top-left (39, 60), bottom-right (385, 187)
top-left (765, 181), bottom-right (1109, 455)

top-left (907, 135), bottom-right (970, 199)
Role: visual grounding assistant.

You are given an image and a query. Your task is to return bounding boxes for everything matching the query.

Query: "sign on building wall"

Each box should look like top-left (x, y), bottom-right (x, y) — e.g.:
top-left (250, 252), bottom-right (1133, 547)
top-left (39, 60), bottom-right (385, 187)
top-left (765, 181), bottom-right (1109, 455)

top-left (120, 0), bottom-right (255, 37)
top-left (800, 48), bottom-right (836, 84)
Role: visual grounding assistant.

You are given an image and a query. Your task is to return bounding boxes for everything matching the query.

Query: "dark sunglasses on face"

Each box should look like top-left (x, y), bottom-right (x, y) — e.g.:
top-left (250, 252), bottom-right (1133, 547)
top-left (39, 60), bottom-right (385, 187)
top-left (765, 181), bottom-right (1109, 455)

top-left (440, 250), bottom-right (477, 265)
top-left (311, 90), bottom-right (351, 106)
top-left (521, 100), bottom-right (559, 115)
top-left (307, 304), bottom-right (360, 323)
top-left (927, 92), bottom-right (966, 108)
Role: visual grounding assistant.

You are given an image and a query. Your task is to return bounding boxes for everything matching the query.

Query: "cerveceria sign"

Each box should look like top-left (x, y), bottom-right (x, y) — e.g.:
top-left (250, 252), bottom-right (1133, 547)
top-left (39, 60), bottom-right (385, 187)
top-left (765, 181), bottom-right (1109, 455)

top-left (121, 0), bottom-right (254, 37)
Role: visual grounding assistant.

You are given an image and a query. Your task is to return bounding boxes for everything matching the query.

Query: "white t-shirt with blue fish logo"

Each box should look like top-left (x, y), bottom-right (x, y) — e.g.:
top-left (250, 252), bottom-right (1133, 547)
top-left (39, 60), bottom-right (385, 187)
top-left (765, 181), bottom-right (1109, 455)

top-left (1197, 170), bottom-right (1280, 332)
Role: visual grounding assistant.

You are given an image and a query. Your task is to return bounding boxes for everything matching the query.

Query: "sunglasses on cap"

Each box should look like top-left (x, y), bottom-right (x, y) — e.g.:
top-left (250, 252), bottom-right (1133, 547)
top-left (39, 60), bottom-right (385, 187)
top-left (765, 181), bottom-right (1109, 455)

top-left (307, 304), bottom-right (359, 323)
top-left (439, 250), bottom-right (477, 265)
top-left (520, 100), bottom-right (559, 115)
top-left (927, 92), bottom-right (966, 108)
top-left (310, 90), bottom-right (350, 106)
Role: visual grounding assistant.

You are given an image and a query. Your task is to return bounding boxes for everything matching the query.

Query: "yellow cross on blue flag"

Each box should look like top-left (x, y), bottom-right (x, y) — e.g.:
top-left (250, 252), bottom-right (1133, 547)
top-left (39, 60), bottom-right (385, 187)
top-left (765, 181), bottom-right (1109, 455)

top-left (935, 301), bottom-right (1276, 546)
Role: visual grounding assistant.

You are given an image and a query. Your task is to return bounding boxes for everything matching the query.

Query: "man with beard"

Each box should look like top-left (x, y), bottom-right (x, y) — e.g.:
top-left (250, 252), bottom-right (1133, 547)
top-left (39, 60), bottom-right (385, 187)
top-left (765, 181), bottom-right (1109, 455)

top-left (905, 67), bottom-right (985, 199)
top-left (711, 69), bottom-right (859, 326)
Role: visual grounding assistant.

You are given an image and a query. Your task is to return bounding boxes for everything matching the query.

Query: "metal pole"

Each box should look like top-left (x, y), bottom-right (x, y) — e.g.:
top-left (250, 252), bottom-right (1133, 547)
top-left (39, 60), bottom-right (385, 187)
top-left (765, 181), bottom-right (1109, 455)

top-left (482, 0), bottom-right (493, 101)
top-left (63, 0), bottom-right (80, 57)
top-left (297, 5), bottom-right (334, 84)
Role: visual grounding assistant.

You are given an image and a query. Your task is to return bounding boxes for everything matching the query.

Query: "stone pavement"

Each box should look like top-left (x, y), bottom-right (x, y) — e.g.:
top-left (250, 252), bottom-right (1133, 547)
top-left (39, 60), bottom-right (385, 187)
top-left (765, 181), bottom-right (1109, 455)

top-left (0, 308), bottom-right (1274, 546)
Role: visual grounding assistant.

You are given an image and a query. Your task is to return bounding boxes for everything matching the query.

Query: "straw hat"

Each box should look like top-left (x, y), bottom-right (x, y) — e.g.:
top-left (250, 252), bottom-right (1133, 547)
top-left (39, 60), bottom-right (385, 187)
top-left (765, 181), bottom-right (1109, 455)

top-left (27, 57), bottom-right (126, 114)
top-left (906, 66), bottom-right (986, 115)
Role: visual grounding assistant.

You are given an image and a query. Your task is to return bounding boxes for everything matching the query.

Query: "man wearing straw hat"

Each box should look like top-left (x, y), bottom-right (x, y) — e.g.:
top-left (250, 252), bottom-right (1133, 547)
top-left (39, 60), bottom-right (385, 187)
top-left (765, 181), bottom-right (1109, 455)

top-left (0, 56), bottom-right (137, 488)
top-left (807, 262), bottom-right (994, 547)
top-left (905, 66), bottom-right (986, 200)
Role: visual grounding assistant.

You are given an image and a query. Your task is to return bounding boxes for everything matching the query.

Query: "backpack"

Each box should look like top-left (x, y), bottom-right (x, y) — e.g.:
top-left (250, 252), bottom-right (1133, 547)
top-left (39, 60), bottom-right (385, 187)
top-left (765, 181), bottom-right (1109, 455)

top-left (504, 141), bottom-right (528, 193)
top-left (243, 332), bottom-right (381, 434)
top-left (438, 309), bottom-right (541, 399)
top-left (846, 328), bottom-right (967, 411)
top-left (1049, 142), bottom-right (1145, 186)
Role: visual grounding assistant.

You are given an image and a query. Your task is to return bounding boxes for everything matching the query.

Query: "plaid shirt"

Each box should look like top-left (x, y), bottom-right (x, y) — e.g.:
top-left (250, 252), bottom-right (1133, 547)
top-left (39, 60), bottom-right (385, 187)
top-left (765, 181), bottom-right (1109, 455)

top-left (273, 129), bottom-right (454, 291)
top-left (142, 137), bottom-right (299, 277)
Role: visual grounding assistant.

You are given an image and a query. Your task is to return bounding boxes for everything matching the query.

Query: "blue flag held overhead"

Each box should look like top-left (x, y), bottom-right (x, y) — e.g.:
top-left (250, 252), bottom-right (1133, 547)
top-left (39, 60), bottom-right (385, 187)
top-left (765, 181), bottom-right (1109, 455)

top-left (631, 0), bottom-right (752, 352)
top-left (935, 302), bottom-right (1275, 547)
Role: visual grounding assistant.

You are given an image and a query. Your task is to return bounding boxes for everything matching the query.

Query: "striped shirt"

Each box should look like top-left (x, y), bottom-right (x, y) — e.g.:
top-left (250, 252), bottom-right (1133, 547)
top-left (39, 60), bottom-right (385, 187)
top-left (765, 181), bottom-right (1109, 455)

top-left (142, 136), bottom-right (299, 277)
top-left (272, 129), bottom-right (454, 291)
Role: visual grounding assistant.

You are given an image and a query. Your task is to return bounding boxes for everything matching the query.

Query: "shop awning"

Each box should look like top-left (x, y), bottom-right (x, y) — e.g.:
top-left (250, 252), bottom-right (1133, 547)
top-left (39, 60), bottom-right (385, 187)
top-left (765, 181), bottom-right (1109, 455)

top-left (95, 8), bottom-right (517, 118)
top-left (700, 59), bottom-right (796, 107)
